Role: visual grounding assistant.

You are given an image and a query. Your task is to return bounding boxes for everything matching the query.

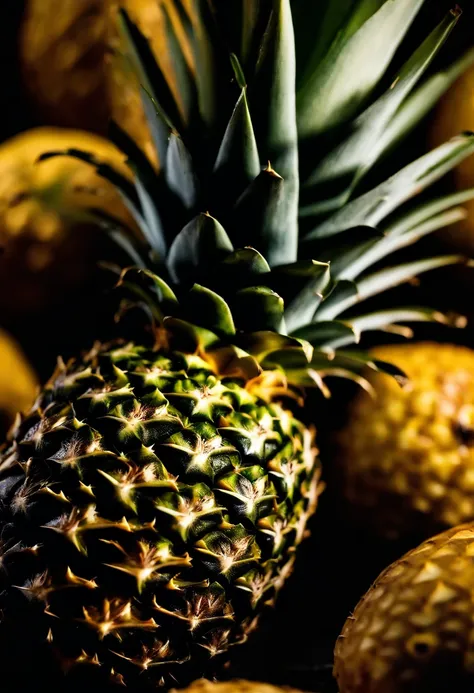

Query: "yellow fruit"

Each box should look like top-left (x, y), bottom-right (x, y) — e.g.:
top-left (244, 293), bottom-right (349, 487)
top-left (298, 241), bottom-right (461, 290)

top-left (0, 126), bottom-right (132, 320)
top-left (20, 0), bottom-right (193, 163)
top-left (338, 343), bottom-right (474, 539)
top-left (429, 65), bottom-right (474, 252)
top-left (0, 329), bottom-right (38, 433)
top-left (334, 523), bottom-right (474, 693)
top-left (173, 680), bottom-right (302, 693)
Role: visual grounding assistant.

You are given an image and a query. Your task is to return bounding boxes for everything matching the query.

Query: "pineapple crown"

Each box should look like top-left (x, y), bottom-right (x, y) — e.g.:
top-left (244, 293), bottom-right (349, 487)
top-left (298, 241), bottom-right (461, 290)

top-left (41, 0), bottom-right (474, 393)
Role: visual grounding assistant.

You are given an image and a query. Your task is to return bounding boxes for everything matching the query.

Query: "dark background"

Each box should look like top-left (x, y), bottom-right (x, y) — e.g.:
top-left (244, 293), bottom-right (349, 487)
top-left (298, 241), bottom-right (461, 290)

top-left (0, 1), bottom-right (474, 691)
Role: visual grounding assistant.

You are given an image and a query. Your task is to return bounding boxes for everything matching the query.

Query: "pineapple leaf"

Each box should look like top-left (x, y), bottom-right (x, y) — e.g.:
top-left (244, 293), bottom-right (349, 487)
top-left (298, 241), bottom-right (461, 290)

top-left (133, 177), bottom-right (167, 259)
top-left (303, 133), bottom-right (474, 236)
top-left (108, 121), bottom-right (167, 257)
top-left (165, 133), bottom-right (199, 211)
top-left (251, 0), bottom-right (298, 264)
top-left (348, 307), bottom-right (465, 338)
top-left (260, 346), bottom-right (313, 371)
top-left (222, 248), bottom-right (271, 282)
top-left (374, 47), bottom-right (474, 162)
top-left (383, 187), bottom-right (474, 237)
top-left (118, 9), bottom-right (184, 142)
top-left (241, 0), bottom-right (259, 64)
top-left (85, 207), bottom-right (148, 267)
top-left (310, 350), bottom-right (408, 385)
top-left (314, 280), bottom-right (359, 322)
top-left (118, 268), bottom-right (179, 322)
top-left (339, 207), bottom-right (467, 281)
top-left (187, 284), bottom-right (236, 337)
top-left (315, 225), bottom-right (385, 279)
top-left (341, 255), bottom-right (467, 314)
top-left (164, 316), bottom-right (221, 350)
top-left (292, 0), bottom-right (354, 89)
top-left (290, 321), bottom-right (358, 348)
top-left (213, 86), bottom-right (260, 206)
top-left (306, 7), bottom-right (461, 201)
top-left (193, 0), bottom-right (220, 128)
top-left (232, 164), bottom-right (285, 263)
top-left (233, 286), bottom-right (285, 333)
top-left (37, 148), bottom-right (148, 233)
top-left (296, 0), bottom-right (425, 139)
top-left (139, 89), bottom-right (172, 166)
top-left (107, 229), bottom-right (148, 269)
top-left (161, 2), bottom-right (198, 124)
top-left (239, 331), bottom-right (312, 363)
top-left (167, 213), bottom-right (233, 285)
top-left (283, 261), bottom-right (331, 334)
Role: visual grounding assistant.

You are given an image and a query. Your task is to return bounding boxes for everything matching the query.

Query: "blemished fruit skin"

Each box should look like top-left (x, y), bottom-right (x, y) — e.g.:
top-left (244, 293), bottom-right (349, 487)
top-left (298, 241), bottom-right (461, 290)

top-left (0, 127), bottom-right (133, 322)
top-left (338, 343), bottom-right (474, 539)
top-left (334, 523), bottom-right (474, 693)
top-left (173, 679), bottom-right (302, 692)
top-left (20, 0), bottom-right (192, 163)
top-left (0, 342), bottom-right (320, 690)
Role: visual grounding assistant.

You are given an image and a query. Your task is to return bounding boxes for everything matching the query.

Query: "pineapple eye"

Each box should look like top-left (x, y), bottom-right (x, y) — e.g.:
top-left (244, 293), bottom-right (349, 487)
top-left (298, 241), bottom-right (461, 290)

top-left (454, 422), bottom-right (474, 447)
top-left (406, 633), bottom-right (439, 659)
top-left (454, 406), bottom-right (474, 446)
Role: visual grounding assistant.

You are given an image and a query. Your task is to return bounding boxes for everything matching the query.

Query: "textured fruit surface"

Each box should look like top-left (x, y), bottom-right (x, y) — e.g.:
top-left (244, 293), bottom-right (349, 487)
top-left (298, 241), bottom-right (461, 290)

top-left (338, 343), bottom-right (474, 538)
top-left (0, 329), bottom-right (38, 432)
top-left (173, 678), bottom-right (302, 692)
top-left (0, 127), bottom-right (132, 319)
top-left (0, 341), bottom-right (319, 689)
top-left (9, 1), bottom-right (474, 689)
top-left (430, 65), bottom-right (474, 251)
top-left (334, 523), bottom-right (474, 693)
top-left (20, 0), bottom-right (192, 162)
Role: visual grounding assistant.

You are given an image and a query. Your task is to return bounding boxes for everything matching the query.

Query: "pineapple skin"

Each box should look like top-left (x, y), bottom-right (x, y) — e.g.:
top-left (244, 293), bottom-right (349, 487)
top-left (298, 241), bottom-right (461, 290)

top-left (338, 343), bottom-right (474, 539)
top-left (334, 523), bottom-right (474, 693)
top-left (0, 341), bottom-right (320, 690)
top-left (173, 679), bottom-right (302, 692)
top-left (429, 66), bottom-right (474, 253)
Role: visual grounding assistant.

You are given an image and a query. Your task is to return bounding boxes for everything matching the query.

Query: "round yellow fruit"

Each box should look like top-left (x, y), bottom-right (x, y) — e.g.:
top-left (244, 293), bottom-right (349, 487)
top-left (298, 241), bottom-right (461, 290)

top-left (334, 523), bottom-right (474, 693)
top-left (429, 65), bottom-right (474, 252)
top-left (20, 0), bottom-right (193, 163)
top-left (0, 329), bottom-right (38, 434)
top-left (173, 680), bottom-right (302, 693)
top-left (0, 126), bottom-right (132, 319)
top-left (338, 343), bottom-right (474, 539)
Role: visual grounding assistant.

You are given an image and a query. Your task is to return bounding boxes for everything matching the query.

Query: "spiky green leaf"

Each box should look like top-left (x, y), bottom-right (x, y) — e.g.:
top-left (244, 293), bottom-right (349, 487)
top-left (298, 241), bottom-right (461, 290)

top-left (233, 286), bottom-right (285, 333)
top-left (251, 0), bottom-right (298, 264)
top-left (187, 284), bottom-right (236, 337)
top-left (303, 133), bottom-right (474, 236)
top-left (167, 213), bottom-right (233, 285)
top-left (297, 0), bottom-right (425, 139)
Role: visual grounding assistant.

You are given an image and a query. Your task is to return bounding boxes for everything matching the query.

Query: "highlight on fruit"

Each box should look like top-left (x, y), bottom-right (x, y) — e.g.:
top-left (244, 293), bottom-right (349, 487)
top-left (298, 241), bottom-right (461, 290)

top-left (172, 680), bottom-right (303, 693)
top-left (338, 342), bottom-right (474, 539)
top-left (334, 524), bottom-right (474, 693)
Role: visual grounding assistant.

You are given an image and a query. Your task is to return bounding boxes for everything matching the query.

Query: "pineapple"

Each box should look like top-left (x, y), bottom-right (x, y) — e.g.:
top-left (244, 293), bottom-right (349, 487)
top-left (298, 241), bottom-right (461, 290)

top-left (429, 60), bottom-right (474, 252)
top-left (0, 127), bottom-right (133, 322)
top-left (2, 0), bottom-right (474, 689)
top-left (338, 343), bottom-right (474, 539)
top-left (173, 680), bottom-right (302, 692)
top-left (334, 523), bottom-right (474, 693)
top-left (20, 0), bottom-right (193, 162)
top-left (0, 329), bottom-right (38, 434)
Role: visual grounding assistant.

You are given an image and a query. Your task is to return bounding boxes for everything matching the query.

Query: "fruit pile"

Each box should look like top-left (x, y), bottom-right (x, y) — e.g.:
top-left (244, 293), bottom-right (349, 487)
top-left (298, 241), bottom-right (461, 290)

top-left (0, 1), bottom-right (474, 692)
